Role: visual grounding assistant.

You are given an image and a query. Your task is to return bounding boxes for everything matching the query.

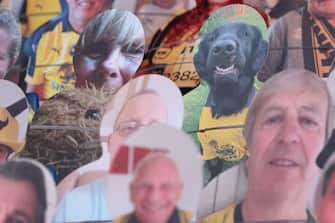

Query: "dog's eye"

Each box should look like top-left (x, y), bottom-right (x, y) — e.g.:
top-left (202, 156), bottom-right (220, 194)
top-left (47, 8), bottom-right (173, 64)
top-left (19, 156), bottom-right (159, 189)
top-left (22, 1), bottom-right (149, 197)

top-left (85, 109), bottom-right (100, 120)
top-left (244, 31), bottom-right (249, 37)
top-left (209, 34), bottom-right (216, 42)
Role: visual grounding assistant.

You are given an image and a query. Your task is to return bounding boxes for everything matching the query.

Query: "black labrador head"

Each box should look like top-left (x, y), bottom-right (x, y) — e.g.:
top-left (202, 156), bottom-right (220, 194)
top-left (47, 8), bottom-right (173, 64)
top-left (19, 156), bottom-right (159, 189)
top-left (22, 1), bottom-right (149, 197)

top-left (194, 21), bottom-right (268, 118)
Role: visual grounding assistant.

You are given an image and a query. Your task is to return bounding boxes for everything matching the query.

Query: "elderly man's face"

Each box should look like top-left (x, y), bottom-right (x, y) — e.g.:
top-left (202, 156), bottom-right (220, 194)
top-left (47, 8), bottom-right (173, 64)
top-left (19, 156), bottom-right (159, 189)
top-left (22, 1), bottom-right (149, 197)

top-left (130, 157), bottom-right (182, 223)
top-left (108, 93), bottom-right (168, 161)
top-left (317, 170), bottom-right (335, 223)
top-left (0, 176), bottom-right (37, 223)
top-left (0, 28), bottom-right (12, 79)
top-left (308, 0), bottom-right (335, 19)
top-left (247, 88), bottom-right (328, 193)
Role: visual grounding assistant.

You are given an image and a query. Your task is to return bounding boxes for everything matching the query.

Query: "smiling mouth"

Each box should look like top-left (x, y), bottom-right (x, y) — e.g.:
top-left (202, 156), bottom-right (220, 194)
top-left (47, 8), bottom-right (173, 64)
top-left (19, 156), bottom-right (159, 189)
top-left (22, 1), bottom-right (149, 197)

top-left (142, 204), bottom-right (167, 212)
top-left (269, 159), bottom-right (299, 167)
top-left (214, 64), bottom-right (238, 76)
top-left (77, 0), bottom-right (93, 7)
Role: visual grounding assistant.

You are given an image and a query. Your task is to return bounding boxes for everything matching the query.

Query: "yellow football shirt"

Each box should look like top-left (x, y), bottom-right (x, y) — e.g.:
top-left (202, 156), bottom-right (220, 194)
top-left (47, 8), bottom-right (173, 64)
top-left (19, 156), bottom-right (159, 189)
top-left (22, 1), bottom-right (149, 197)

top-left (25, 14), bottom-right (78, 100)
top-left (199, 204), bottom-right (236, 223)
top-left (197, 107), bottom-right (248, 161)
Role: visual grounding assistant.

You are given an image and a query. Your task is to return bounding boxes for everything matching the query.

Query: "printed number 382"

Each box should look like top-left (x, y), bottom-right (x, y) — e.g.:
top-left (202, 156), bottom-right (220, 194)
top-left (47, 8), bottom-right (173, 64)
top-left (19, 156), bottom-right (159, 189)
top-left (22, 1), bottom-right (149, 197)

top-left (165, 71), bottom-right (199, 81)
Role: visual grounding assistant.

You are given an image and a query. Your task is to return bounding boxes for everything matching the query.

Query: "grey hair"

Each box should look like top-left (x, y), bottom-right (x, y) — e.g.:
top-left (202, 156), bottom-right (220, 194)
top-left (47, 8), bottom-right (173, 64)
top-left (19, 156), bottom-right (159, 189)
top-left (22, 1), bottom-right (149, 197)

top-left (131, 153), bottom-right (183, 184)
top-left (75, 8), bottom-right (144, 54)
top-left (243, 69), bottom-right (333, 146)
top-left (0, 7), bottom-right (21, 64)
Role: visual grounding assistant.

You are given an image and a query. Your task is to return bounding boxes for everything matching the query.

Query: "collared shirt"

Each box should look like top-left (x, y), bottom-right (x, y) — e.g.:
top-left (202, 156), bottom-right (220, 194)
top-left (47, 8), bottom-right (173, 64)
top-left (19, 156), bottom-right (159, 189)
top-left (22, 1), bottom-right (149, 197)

top-left (199, 203), bottom-right (316, 223)
top-left (114, 208), bottom-right (193, 223)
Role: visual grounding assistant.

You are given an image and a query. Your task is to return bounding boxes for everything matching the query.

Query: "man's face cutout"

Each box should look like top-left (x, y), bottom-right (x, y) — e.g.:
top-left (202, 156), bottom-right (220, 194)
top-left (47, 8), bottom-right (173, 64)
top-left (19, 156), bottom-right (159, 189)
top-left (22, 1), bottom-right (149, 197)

top-left (130, 155), bottom-right (183, 223)
top-left (107, 93), bottom-right (168, 161)
top-left (104, 124), bottom-right (202, 222)
top-left (247, 84), bottom-right (328, 199)
top-left (66, 0), bottom-right (105, 24)
top-left (0, 158), bottom-right (57, 223)
top-left (0, 176), bottom-right (38, 223)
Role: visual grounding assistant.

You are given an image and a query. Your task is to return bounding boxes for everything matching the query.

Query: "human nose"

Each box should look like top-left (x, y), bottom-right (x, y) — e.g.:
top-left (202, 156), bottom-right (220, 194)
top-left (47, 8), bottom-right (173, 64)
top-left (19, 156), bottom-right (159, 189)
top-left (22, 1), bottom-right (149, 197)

top-left (147, 186), bottom-right (162, 202)
top-left (277, 117), bottom-right (301, 145)
top-left (102, 50), bottom-right (123, 81)
top-left (0, 206), bottom-right (9, 223)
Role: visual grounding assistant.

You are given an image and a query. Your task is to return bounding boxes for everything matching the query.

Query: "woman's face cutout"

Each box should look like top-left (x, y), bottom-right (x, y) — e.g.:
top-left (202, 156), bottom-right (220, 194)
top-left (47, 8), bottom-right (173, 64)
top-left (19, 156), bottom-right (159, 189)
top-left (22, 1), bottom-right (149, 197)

top-left (75, 31), bottom-right (144, 91)
top-left (74, 9), bottom-right (145, 92)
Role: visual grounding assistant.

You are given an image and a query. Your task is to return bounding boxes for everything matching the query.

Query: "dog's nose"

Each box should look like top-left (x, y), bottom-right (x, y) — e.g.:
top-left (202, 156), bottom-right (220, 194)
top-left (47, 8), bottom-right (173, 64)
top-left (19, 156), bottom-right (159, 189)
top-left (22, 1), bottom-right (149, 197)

top-left (213, 40), bottom-right (237, 56)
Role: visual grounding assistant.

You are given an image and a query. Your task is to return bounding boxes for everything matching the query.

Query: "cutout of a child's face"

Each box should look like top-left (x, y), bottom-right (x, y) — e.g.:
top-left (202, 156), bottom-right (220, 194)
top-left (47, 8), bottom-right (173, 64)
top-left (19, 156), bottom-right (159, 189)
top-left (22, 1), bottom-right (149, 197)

top-left (74, 10), bottom-right (145, 91)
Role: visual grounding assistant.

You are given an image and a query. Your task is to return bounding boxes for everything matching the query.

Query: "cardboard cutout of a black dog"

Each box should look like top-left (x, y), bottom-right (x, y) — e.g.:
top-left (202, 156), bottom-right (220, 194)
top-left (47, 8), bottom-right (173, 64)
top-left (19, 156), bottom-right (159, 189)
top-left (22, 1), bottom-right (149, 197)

top-left (194, 20), bottom-right (268, 183)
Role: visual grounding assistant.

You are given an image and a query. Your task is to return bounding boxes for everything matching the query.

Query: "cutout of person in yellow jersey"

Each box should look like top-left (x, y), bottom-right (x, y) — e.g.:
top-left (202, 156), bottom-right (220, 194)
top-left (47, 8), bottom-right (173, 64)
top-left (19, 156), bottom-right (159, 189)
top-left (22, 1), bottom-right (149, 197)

top-left (24, 0), bottom-right (108, 100)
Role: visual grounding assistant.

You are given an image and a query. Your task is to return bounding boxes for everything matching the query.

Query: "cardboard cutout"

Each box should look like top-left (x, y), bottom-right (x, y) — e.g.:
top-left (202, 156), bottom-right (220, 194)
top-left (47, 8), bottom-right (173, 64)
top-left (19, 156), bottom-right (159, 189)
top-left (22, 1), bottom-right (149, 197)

top-left (314, 154), bottom-right (335, 223)
top-left (106, 123), bottom-right (202, 222)
top-left (317, 64), bottom-right (335, 168)
top-left (54, 74), bottom-right (183, 212)
top-left (183, 4), bottom-right (269, 184)
top-left (54, 124), bottom-right (201, 222)
top-left (21, 9), bottom-right (146, 183)
top-left (0, 158), bottom-right (57, 223)
top-left (77, 74), bottom-right (184, 174)
top-left (0, 80), bottom-right (28, 160)
top-left (21, 87), bottom-right (114, 182)
top-left (74, 8), bottom-right (145, 92)
top-left (137, 0), bottom-right (244, 93)
top-left (197, 164), bottom-right (247, 219)
top-left (136, 0), bottom-right (185, 51)
top-left (137, 1), bottom-right (270, 94)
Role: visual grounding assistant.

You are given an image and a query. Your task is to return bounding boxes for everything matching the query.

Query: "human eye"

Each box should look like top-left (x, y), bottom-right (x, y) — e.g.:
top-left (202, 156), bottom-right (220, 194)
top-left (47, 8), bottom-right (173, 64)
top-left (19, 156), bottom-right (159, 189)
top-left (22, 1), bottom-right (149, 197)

top-left (127, 46), bottom-right (144, 55)
top-left (84, 42), bottom-right (108, 60)
top-left (263, 114), bottom-right (282, 126)
top-left (122, 42), bottom-right (144, 58)
top-left (138, 183), bottom-right (152, 192)
top-left (299, 116), bottom-right (318, 128)
top-left (161, 183), bottom-right (173, 191)
top-left (87, 53), bottom-right (102, 60)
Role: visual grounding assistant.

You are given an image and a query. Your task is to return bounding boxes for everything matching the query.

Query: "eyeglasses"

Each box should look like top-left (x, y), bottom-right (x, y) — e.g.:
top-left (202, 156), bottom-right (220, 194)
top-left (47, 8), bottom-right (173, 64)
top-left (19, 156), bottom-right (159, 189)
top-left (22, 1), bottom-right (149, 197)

top-left (114, 120), bottom-right (158, 137)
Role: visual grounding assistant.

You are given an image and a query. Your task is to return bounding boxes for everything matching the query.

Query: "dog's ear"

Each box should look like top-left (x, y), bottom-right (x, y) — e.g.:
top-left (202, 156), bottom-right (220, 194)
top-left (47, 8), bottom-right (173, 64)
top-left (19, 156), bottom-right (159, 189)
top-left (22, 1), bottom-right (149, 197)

top-left (251, 30), bottom-right (268, 75)
top-left (194, 35), bottom-right (211, 82)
